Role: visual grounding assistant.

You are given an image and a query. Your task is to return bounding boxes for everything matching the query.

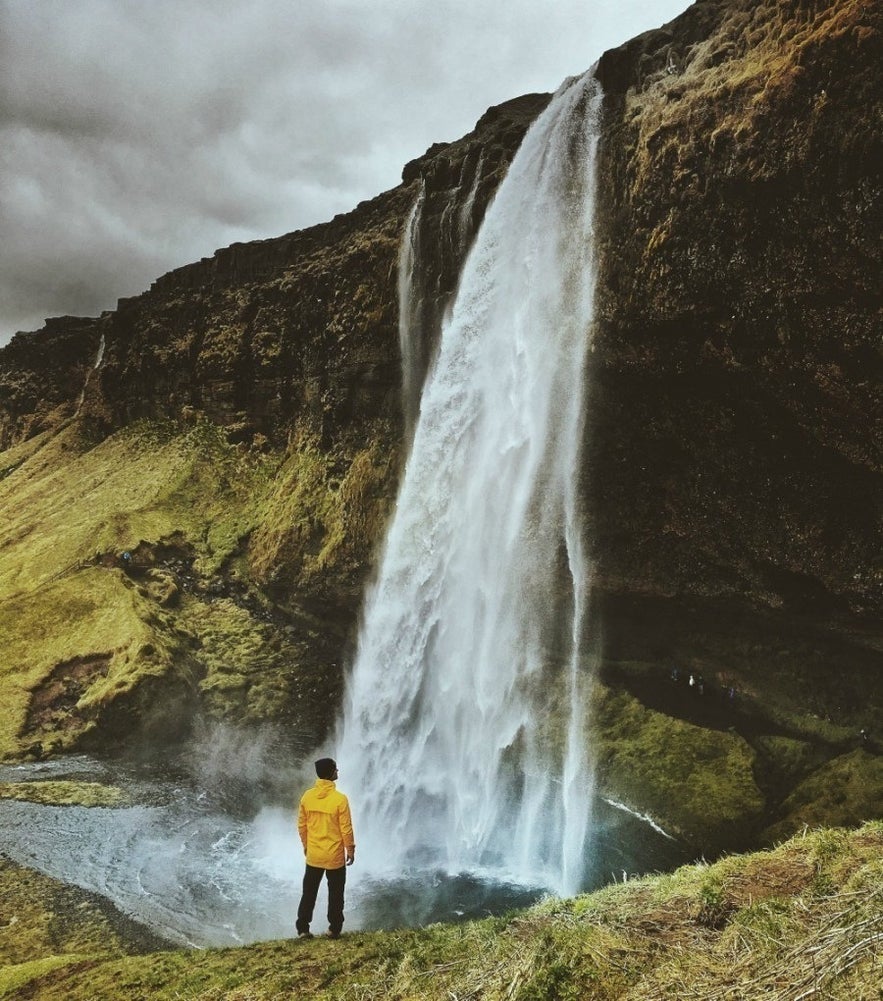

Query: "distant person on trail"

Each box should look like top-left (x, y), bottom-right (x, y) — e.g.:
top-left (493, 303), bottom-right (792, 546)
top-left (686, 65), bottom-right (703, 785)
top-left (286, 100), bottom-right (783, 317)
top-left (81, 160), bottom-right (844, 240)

top-left (296, 757), bottom-right (355, 940)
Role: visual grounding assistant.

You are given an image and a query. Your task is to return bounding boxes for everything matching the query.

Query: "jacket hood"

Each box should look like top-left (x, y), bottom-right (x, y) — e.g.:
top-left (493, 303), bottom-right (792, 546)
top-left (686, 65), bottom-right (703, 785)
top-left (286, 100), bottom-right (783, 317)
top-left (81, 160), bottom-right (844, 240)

top-left (314, 778), bottom-right (336, 798)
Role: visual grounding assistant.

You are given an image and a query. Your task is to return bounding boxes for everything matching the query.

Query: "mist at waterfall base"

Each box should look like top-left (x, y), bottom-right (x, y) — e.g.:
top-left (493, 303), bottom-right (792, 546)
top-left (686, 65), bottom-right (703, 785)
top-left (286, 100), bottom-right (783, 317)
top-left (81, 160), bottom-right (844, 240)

top-left (0, 745), bottom-right (689, 948)
top-left (0, 73), bottom-right (699, 946)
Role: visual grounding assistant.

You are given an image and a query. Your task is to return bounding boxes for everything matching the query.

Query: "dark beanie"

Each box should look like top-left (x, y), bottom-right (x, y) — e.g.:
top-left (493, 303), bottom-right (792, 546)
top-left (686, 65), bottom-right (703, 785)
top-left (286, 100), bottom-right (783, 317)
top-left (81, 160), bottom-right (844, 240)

top-left (315, 757), bottom-right (337, 779)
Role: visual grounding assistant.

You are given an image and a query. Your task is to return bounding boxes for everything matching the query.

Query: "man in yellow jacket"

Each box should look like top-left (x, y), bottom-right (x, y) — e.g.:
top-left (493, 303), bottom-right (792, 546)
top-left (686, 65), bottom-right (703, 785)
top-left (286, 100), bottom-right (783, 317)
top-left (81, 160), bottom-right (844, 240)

top-left (296, 757), bottom-right (355, 939)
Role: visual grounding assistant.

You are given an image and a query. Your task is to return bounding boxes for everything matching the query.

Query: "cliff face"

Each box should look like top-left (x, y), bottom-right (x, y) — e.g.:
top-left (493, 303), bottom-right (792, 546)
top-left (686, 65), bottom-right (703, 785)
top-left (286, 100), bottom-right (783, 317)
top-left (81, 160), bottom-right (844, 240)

top-left (583, 0), bottom-right (882, 848)
top-left (0, 0), bottom-right (880, 850)
top-left (0, 316), bottom-right (102, 448)
top-left (588, 0), bottom-right (881, 744)
top-left (592, 0), bottom-right (881, 617)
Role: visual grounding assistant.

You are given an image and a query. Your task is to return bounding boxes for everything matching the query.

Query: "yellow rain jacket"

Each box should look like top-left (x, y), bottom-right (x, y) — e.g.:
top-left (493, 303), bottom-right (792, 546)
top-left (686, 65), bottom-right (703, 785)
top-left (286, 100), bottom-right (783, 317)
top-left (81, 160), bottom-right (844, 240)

top-left (298, 778), bottom-right (355, 869)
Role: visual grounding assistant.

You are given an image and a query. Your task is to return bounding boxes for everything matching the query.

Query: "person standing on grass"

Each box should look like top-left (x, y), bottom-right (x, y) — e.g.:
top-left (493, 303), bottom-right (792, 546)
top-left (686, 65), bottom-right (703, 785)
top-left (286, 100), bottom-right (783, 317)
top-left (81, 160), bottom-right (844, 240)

top-left (296, 757), bottom-right (355, 940)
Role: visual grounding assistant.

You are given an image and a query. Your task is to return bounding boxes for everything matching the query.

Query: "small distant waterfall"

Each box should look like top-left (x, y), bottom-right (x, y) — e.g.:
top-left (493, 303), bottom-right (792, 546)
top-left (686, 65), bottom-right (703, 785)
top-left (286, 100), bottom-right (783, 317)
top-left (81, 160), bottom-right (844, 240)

top-left (457, 152), bottom-right (484, 246)
top-left (398, 152), bottom-right (488, 444)
top-left (338, 71), bottom-right (603, 897)
top-left (398, 181), bottom-right (427, 439)
top-left (74, 332), bottom-right (106, 416)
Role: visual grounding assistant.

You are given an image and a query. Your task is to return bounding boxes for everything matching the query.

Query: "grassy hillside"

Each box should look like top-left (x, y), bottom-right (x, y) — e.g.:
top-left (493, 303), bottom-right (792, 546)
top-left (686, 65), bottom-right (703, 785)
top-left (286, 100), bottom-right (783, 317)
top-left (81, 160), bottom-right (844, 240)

top-left (0, 415), bottom-right (395, 760)
top-left (0, 856), bottom-right (169, 998)
top-left (0, 418), bottom-right (273, 758)
top-left (3, 821), bottom-right (882, 999)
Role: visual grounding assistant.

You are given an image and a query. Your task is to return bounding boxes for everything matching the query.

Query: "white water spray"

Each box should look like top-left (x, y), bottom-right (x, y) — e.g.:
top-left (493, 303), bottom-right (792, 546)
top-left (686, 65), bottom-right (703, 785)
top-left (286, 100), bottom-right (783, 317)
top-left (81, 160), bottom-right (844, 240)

top-left (338, 72), bottom-right (603, 897)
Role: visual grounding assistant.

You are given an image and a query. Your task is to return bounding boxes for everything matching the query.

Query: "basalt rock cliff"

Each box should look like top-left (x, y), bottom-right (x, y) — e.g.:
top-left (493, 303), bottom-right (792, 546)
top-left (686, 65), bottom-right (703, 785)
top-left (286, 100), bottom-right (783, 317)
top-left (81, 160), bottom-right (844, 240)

top-left (586, 0), bottom-right (882, 847)
top-left (0, 0), bottom-right (880, 853)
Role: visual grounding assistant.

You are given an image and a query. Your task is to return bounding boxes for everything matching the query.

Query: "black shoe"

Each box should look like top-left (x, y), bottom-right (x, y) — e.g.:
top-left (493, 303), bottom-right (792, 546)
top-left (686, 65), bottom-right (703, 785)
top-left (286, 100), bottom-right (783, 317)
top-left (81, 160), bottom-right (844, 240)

top-left (326, 930), bottom-right (341, 940)
top-left (298, 930), bottom-right (313, 939)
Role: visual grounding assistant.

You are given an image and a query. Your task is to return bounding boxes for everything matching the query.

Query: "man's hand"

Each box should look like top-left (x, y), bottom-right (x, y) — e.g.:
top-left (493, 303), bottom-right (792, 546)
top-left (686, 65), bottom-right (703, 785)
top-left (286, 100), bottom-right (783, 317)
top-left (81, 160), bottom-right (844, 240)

top-left (346, 851), bottom-right (355, 866)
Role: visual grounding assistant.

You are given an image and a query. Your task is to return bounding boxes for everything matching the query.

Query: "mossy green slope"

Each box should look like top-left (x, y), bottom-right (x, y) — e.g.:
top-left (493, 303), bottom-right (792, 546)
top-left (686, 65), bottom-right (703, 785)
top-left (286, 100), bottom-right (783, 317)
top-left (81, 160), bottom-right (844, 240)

top-left (0, 418), bottom-right (266, 758)
top-left (0, 406), bottom-right (398, 756)
top-left (0, 415), bottom-right (394, 760)
top-left (764, 749), bottom-right (883, 844)
top-left (5, 822), bottom-right (882, 1000)
top-left (593, 685), bottom-right (765, 851)
top-left (0, 856), bottom-right (169, 998)
top-left (590, 673), bottom-right (883, 852)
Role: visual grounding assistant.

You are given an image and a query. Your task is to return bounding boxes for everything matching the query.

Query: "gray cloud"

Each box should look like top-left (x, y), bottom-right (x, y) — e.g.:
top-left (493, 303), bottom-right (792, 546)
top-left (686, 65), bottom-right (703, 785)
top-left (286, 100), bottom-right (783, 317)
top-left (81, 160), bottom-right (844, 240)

top-left (0, 0), bottom-right (689, 343)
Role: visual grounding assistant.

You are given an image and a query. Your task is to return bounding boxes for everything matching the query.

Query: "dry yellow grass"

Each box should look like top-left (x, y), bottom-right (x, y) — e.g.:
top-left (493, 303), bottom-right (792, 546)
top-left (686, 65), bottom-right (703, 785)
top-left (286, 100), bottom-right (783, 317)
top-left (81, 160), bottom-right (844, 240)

top-left (3, 822), bottom-right (882, 1000)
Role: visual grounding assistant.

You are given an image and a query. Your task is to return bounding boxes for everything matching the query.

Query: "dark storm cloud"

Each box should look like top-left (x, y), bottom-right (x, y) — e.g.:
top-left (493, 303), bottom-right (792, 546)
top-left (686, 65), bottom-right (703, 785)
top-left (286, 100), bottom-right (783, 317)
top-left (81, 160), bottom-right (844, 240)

top-left (0, 0), bottom-right (689, 342)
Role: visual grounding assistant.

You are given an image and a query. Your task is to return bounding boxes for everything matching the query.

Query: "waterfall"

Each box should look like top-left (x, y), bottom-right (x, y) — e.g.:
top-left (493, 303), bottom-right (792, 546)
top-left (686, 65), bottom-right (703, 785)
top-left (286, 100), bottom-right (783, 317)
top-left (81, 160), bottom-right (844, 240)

top-left (397, 181), bottom-right (427, 440)
top-left (398, 146), bottom-right (493, 447)
top-left (74, 332), bottom-right (106, 416)
top-left (398, 151), bottom-right (488, 445)
top-left (457, 151), bottom-right (484, 246)
top-left (337, 71), bottom-right (602, 897)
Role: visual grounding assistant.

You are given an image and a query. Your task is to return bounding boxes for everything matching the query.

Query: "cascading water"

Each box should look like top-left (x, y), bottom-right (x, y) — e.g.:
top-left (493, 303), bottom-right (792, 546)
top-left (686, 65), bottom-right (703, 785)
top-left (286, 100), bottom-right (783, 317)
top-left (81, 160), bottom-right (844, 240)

top-left (457, 151), bottom-right (484, 246)
top-left (398, 150), bottom-right (488, 446)
top-left (337, 70), bottom-right (603, 898)
top-left (397, 180), bottom-right (427, 440)
top-left (74, 332), bottom-right (106, 416)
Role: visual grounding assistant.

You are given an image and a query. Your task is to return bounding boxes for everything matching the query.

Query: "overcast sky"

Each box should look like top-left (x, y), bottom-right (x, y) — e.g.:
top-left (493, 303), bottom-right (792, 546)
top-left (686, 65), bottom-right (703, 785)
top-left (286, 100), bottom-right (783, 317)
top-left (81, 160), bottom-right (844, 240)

top-left (1, 0), bottom-right (690, 344)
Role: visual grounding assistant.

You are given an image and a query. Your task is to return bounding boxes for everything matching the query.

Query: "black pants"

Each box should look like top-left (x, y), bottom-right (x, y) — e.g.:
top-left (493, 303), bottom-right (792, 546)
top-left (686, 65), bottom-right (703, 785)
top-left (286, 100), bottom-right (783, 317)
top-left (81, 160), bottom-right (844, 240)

top-left (296, 864), bottom-right (346, 935)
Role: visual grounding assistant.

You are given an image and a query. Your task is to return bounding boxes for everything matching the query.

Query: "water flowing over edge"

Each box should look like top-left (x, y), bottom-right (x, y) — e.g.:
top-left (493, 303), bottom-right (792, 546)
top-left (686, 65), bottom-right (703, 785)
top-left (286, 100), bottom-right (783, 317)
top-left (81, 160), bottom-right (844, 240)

top-left (397, 180), bottom-right (427, 441)
top-left (74, 332), bottom-right (106, 416)
top-left (334, 70), bottom-right (604, 898)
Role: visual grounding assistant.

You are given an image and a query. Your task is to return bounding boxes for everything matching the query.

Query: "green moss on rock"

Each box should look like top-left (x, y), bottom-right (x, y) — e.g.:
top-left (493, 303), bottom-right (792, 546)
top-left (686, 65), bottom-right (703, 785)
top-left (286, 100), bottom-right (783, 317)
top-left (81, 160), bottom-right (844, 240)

top-left (0, 780), bottom-right (129, 808)
top-left (178, 595), bottom-right (294, 722)
top-left (0, 419), bottom-right (282, 758)
top-left (0, 570), bottom-right (167, 758)
top-left (593, 685), bottom-right (765, 850)
top-left (248, 426), bottom-right (397, 597)
top-left (763, 749), bottom-right (883, 844)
